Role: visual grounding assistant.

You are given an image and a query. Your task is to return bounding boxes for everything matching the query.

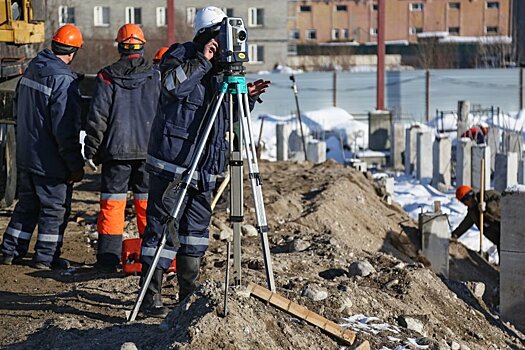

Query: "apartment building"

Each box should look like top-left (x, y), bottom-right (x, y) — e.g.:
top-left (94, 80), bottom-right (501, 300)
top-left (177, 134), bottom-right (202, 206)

top-left (289, 0), bottom-right (512, 45)
top-left (45, 0), bottom-right (288, 72)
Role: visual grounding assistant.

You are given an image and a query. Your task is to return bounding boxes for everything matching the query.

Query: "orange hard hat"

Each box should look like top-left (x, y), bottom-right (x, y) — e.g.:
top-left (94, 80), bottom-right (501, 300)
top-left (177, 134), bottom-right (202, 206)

top-left (116, 24), bottom-right (146, 44)
top-left (52, 24), bottom-right (83, 48)
top-left (154, 47), bottom-right (169, 62)
top-left (456, 185), bottom-right (474, 202)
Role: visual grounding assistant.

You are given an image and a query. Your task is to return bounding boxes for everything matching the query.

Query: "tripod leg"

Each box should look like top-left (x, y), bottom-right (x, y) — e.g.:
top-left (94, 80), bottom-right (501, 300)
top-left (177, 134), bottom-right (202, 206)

top-left (237, 92), bottom-right (276, 292)
top-left (229, 94), bottom-right (244, 287)
top-left (128, 91), bottom-right (227, 322)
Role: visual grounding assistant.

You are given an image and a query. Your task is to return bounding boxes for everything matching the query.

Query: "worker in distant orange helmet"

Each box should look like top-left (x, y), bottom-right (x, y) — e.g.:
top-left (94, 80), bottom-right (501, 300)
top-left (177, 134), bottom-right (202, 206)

top-left (1, 24), bottom-right (85, 269)
top-left (153, 46), bottom-right (169, 65)
top-left (452, 185), bottom-right (501, 253)
top-left (84, 24), bottom-right (161, 276)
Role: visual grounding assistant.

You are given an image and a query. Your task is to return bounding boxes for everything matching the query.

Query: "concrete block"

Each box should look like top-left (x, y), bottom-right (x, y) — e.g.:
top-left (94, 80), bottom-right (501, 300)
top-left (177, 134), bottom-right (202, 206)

top-left (416, 131), bottom-right (433, 182)
top-left (518, 159), bottom-right (525, 185)
top-left (390, 123), bottom-right (405, 170)
top-left (349, 160), bottom-right (367, 173)
top-left (487, 128), bottom-right (500, 172)
top-left (432, 136), bottom-right (452, 189)
top-left (500, 250), bottom-right (525, 332)
top-left (471, 145), bottom-right (491, 192)
top-left (456, 138), bottom-right (472, 187)
top-left (500, 191), bottom-right (525, 253)
top-left (420, 213), bottom-right (450, 277)
top-left (494, 153), bottom-right (518, 193)
top-left (503, 131), bottom-right (523, 155)
top-left (306, 140), bottom-right (326, 164)
top-left (368, 111), bottom-right (392, 151)
top-left (404, 126), bottom-right (421, 176)
top-left (457, 100), bottom-right (470, 140)
top-left (289, 130), bottom-right (304, 153)
top-left (276, 123), bottom-right (289, 161)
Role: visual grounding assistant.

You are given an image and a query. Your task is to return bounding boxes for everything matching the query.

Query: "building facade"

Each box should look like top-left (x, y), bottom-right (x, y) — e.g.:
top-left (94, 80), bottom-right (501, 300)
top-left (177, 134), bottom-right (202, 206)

top-left (288, 0), bottom-right (512, 45)
top-left (44, 0), bottom-right (288, 73)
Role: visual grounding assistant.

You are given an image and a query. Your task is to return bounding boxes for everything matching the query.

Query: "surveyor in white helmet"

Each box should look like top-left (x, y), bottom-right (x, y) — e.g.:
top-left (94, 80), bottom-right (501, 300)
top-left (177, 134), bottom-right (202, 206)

top-left (139, 6), bottom-right (270, 317)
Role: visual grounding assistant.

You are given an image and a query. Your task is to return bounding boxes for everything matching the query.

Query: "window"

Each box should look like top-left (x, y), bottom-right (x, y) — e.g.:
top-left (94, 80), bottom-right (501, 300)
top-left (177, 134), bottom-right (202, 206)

top-left (59, 6), bottom-right (75, 25)
top-left (448, 2), bottom-right (461, 9)
top-left (299, 5), bottom-right (311, 12)
top-left (409, 3), bottom-right (424, 11)
top-left (186, 7), bottom-right (196, 26)
top-left (486, 26), bottom-right (499, 34)
top-left (332, 28), bottom-right (340, 40)
top-left (341, 28), bottom-right (349, 40)
top-left (248, 44), bottom-right (264, 63)
top-left (222, 8), bottom-right (234, 17)
top-left (372, 4), bottom-right (378, 11)
top-left (94, 6), bottom-right (110, 26)
top-left (409, 27), bottom-right (423, 35)
top-left (370, 27), bottom-right (378, 36)
top-left (486, 1), bottom-right (499, 9)
top-left (289, 29), bottom-right (300, 40)
top-left (448, 26), bottom-right (460, 35)
top-left (306, 29), bottom-right (317, 40)
top-left (156, 7), bottom-right (166, 27)
top-left (248, 8), bottom-right (264, 27)
top-left (125, 7), bottom-right (142, 24)
top-left (336, 5), bottom-right (348, 12)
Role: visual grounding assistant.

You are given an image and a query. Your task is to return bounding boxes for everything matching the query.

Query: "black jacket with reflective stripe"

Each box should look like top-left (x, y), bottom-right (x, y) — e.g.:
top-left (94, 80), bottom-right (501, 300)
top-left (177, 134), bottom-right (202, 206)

top-left (15, 49), bottom-right (84, 179)
top-left (84, 57), bottom-right (161, 164)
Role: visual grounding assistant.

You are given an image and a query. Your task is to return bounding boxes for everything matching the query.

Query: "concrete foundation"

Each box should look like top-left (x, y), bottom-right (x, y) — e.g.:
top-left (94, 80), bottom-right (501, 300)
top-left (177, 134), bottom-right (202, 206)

top-left (456, 138), bottom-right (473, 187)
top-left (494, 152), bottom-right (518, 192)
top-left (500, 190), bottom-right (525, 332)
top-left (349, 159), bottom-right (367, 173)
top-left (288, 130), bottom-right (306, 161)
top-left (471, 145), bottom-right (491, 192)
top-left (276, 123), bottom-right (289, 161)
top-left (419, 213), bottom-right (450, 277)
top-left (518, 159), bottom-right (525, 185)
top-left (390, 123), bottom-right (405, 170)
top-left (487, 128), bottom-right (500, 173)
top-left (368, 111), bottom-right (392, 151)
top-left (404, 126), bottom-right (421, 176)
top-left (432, 136), bottom-right (452, 189)
top-left (306, 140), bottom-right (326, 164)
top-left (503, 131), bottom-right (523, 155)
top-left (457, 100), bottom-right (470, 140)
top-left (416, 131), bottom-right (433, 182)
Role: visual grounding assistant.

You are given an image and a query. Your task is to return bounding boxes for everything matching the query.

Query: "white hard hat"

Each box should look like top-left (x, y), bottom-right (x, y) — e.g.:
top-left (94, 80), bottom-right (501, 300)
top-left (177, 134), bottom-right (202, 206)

top-left (193, 6), bottom-right (226, 38)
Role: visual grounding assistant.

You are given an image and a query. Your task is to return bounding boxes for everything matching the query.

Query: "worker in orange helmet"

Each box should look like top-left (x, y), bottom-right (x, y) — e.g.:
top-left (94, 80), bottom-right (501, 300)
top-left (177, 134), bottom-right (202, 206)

top-left (153, 46), bottom-right (169, 66)
top-left (452, 185), bottom-right (501, 253)
top-left (84, 24), bottom-right (161, 273)
top-left (1, 25), bottom-right (85, 269)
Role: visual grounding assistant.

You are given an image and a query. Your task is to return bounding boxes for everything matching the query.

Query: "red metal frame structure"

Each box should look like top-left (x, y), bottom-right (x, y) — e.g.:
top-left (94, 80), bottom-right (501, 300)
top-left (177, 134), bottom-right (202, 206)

top-left (167, 0), bottom-right (175, 46)
top-left (376, 0), bottom-right (385, 111)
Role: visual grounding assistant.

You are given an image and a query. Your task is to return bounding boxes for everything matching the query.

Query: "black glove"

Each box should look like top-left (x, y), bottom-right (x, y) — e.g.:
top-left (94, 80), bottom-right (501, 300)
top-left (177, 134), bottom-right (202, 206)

top-left (68, 168), bottom-right (85, 183)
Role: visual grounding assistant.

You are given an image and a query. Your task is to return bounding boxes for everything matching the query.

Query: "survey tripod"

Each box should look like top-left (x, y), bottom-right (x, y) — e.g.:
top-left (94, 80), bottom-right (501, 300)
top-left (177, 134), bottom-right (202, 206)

top-left (128, 65), bottom-right (276, 322)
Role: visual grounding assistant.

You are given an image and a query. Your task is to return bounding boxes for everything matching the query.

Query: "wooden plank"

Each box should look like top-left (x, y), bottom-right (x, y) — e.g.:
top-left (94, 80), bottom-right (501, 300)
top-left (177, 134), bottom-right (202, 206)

top-left (248, 282), bottom-right (356, 345)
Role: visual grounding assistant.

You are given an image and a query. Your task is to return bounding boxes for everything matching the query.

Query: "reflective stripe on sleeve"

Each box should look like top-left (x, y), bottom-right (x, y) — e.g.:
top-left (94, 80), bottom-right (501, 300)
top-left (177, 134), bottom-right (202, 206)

top-left (20, 77), bottom-right (52, 97)
top-left (141, 246), bottom-right (177, 260)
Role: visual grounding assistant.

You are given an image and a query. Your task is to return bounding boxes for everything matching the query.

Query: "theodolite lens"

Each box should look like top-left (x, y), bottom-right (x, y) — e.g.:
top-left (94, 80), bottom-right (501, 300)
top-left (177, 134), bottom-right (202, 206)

top-left (238, 31), bottom-right (247, 41)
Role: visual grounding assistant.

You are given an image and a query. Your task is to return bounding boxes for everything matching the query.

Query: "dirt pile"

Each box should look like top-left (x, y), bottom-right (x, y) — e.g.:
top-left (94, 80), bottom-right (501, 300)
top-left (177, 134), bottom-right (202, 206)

top-left (0, 161), bottom-right (523, 349)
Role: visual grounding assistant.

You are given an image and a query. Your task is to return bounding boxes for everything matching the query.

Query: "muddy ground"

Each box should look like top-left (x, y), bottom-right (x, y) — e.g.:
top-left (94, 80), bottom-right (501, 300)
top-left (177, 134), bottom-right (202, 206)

top-left (0, 160), bottom-right (523, 349)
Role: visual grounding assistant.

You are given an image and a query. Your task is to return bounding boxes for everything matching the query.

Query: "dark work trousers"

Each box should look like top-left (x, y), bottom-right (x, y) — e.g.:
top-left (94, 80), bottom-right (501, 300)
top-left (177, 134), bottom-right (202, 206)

top-left (141, 173), bottom-right (212, 270)
top-left (1, 171), bottom-right (72, 265)
top-left (97, 160), bottom-right (149, 267)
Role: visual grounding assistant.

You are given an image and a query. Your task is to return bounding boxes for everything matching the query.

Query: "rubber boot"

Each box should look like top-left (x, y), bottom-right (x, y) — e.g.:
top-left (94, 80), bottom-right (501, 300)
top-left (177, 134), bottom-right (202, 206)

top-left (176, 255), bottom-right (201, 302)
top-left (139, 263), bottom-right (169, 318)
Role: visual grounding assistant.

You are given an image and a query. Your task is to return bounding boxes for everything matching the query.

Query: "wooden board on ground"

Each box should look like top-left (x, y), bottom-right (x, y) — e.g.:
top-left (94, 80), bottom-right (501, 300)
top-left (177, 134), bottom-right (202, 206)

top-left (247, 282), bottom-right (356, 345)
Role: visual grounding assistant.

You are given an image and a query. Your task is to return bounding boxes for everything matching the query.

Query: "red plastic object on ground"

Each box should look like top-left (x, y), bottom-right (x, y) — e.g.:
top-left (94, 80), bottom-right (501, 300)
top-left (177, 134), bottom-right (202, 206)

top-left (122, 238), bottom-right (177, 275)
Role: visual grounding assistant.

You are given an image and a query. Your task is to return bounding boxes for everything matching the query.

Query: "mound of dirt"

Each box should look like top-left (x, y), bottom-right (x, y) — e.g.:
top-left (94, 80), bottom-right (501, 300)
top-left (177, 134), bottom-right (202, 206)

top-left (0, 161), bottom-right (523, 350)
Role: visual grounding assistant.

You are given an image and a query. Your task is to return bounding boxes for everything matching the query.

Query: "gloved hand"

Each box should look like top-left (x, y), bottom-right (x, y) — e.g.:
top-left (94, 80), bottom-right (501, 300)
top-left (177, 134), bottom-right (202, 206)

top-left (478, 201), bottom-right (486, 212)
top-left (68, 168), bottom-right (85, 183)
top-left (86, 159), bottom-right (98, 172)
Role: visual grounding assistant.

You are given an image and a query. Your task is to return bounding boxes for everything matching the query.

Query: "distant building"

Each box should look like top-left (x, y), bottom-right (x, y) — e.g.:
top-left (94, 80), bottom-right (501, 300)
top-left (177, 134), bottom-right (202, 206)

top-left (289, 0), bottom-right (511, 45)
top-left (513, 0), bottom-right (525, 65)
top-left (44, 0), bottom-right (287, 73)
